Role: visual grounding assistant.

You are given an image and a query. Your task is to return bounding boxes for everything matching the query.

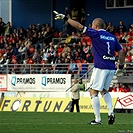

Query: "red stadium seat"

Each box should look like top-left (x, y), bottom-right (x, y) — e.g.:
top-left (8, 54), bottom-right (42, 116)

top-left (76, 61), bottom-right (82, 70)
top-left (127, 43), bottom-right (132, 47)
top-left (82, 37), bottom-right (92, 46)
top-left (0, 49), bottom-right (5, 55)
top-left (41, 60), bottom-right (45, 64)
top-left (12, 55), bottom-right (17, 59)
top-left (81, 59), bottom-right (85, 63)
top-left (28, 58), bottom-right (34, 64)
top-left (128, 37), bottom-right (132, 43)
top-left (29, 46), bottom-right (34, 54)
top-left (115, 33), bottom-right (119, 36)
top-left (11, 58), bottom-right (17, 64)
top-left (75, 59), bottom-right (81, 63)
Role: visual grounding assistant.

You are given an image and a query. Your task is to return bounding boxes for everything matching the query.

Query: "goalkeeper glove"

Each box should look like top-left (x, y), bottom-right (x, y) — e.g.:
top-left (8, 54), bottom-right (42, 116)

top-left (53, 10), bottom-right (68, 21)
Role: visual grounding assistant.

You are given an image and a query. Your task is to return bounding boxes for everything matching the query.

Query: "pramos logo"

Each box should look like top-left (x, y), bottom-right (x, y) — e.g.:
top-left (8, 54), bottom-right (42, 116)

top-left (42, 76), bottom-right (66, 86)
top-left (11, 76), bottom-right (35, 86)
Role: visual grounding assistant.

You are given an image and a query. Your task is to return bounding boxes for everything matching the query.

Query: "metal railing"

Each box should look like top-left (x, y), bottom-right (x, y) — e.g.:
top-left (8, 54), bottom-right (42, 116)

top-left (0, 63), bottom-right (94, 78)
top-left (0, 63), bottom-right (94, 90)
top-left (0, 62), bottom-right (133, 84)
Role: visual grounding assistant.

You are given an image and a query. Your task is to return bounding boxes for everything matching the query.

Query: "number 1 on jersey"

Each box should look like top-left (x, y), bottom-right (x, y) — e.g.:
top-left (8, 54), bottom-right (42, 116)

top-left (106, 42), bottom-right (110, 55)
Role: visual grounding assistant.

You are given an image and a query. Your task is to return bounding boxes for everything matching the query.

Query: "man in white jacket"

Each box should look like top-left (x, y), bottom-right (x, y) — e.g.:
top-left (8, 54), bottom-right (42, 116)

top-left (70, 79), bottom-right (80, 112)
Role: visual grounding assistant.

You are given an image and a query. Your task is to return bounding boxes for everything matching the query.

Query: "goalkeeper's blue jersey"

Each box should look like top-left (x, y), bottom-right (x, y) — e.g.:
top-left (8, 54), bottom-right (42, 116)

top-left (86, 28), bottom-right (122, 70)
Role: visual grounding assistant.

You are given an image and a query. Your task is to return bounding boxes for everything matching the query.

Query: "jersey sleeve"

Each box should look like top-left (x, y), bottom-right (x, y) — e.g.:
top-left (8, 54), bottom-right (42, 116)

top-left (85, 28), bottom-right (98, 38)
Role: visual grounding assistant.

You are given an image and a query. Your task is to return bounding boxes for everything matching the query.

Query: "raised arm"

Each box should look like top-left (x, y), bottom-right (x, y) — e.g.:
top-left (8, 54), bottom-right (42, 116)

top-left (67, 18), bottom-right (83, 30)
top-left (53, 10), bottom-right (87, 33)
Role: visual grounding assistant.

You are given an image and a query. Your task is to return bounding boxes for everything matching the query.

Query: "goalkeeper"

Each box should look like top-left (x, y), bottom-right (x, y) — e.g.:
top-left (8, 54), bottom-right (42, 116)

top-left (53, 11), bottom-right (125, 125)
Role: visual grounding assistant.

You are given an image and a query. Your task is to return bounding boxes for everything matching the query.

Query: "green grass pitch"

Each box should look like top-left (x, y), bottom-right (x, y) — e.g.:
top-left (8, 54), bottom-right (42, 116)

top-left (0, 112), bottom-right (133, 133)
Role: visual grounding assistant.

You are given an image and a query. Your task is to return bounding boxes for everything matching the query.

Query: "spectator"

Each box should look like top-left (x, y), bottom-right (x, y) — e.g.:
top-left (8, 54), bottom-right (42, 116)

top-left (78, 79), bottom-right (85, 91)
top-left (66, 52), bottom-right (72, 60)
top-left (10, 58), bottom-right (19, 74)
top-left (79, 8), bottom-right (86, 25)
top-left (35, 32), bottom-right (43, 50)
top-left (81, 60), bottom-right (89, 77)
top-left (70, 78), bottom-right (80, 112)
top-left (32, 48), bottom-right (41, 63)
top-left (112, 83), bottom-right (121, 92)
top-left (82, 41), bottom-right (90, 54)
top-left (86, 53), bottom-right (94, 63)
top-left (65, 33), bottom-right (72, 44)
top-left (18, 41), bottom-right (27, 63)
top-left (43, 26), bottom-right (54, 45)
top-left (0, 52), bottom-right (6, 66)
top-left (59, 52), bottom-right (66, 63)
top-left (24, 38), bottom-right (31, 49)
top-left (71, 42), bottom-right (77, 54)
top-left (106, 22), bottom-right (116, 34)
top-left (71, 7), bottom-right (79, 33)
top-left (41, 49), bottom-right (48, 61)
top-left (70, 31), bottom-right (80, 44)
top-left (119, 32), bottom-right (130, 43)
top-left (0, 38), bottom-right (5, 49)
top-left (41, 42), bottom-right (49, 54)
top-left (31, 32), bottom-right (38, 46)
top-left (67, 58), bottom-right (78, 75)
top-left (108, 84), bottom-right (114, 92)
top-left (128, 24), bottom-right (133, 36)
top-left (43, 59), bottom-right (52, 74)
top-left (77, 47), bottom-right (86, 60)
top-left (7, 34), bottom-right (15, 45)
top-left (53, 59), bottom-right (63, 74)
top-left (74, 51), bottom-right (80, 61)
top-left (40, 65), bottom-right (49, 74)
top-left (62, 43), bottom-right (70, 55)
top-left (6, 45), bottom-right (13, 62)
top-left (47, 52), bottom-right (52, 64)
top-left (117, 20), bottom-right (126, 34)
top-left (13, 28), bottom-right (19, 37)
top-left (0, 17), bottom-right (5, 35)
top-left (124, 51), bottom-right (133, 75)
top-left (119, 83), bottom-right (131, 92)
top-left (47, 42), bottom-right (55, 53)
top-left (3, 22), bottom-right (12, 36)
top-left (77, 40), bottom-right (83, 50)
top-left (13, 43), bottom-right (19, 57)
top-left (62, 58), bottom-right (70, 74)
top-left (63, 7), bottom-right (71, 35)
top-left (49, 47), bottom-right (55, 60)
top-left (125, 51), bottom-right (132, 63)
top-left (57, 44), bottom-right (63, 54)
top-left (71, 7), bottom-right (79, 21)
top-left (18, 27), bottom-right (26, 40)
top-left (51, 52), bottom-right (58, 64)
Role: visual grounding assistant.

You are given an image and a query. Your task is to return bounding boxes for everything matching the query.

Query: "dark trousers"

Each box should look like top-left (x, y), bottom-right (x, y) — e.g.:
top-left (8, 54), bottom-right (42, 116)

top-left (70, 98), bottom-right (80, 112)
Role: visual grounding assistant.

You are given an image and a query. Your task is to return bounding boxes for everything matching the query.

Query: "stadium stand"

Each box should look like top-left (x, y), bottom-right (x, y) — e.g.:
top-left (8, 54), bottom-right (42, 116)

top-left (0, 17), bottom-right (133, 91)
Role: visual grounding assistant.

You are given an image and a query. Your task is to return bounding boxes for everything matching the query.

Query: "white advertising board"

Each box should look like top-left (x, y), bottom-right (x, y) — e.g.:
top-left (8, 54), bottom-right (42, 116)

top-left (7, 74), bottom-right (71, 92)
top-left (0, 75), bottom-right (7, 91)
top-left (24, 92), bottom-right (133, 109)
